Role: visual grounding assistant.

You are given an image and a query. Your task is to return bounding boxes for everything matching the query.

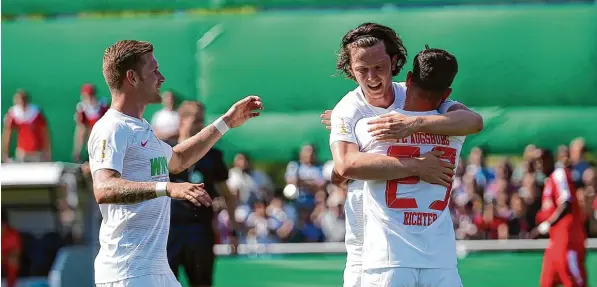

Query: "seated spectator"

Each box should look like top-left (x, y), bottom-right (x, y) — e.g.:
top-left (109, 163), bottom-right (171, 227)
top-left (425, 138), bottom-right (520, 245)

top-left (1, 210), bottom-right (21, 287)
top-left (2, 90), bottom-right (51, 162)
top-left (570, 138), bottom-right (590, 186)
top-left (466, 147), bottom-right (495, 189)
top-left (227, 152), bottom-right (274, 206)
top-left (285, 144), bottom-right (326, 210)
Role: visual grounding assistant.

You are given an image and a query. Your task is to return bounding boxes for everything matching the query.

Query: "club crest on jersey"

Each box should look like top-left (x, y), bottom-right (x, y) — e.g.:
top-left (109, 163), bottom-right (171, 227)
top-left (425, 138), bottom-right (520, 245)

top-left (334, 117), bottom-right (352, 136)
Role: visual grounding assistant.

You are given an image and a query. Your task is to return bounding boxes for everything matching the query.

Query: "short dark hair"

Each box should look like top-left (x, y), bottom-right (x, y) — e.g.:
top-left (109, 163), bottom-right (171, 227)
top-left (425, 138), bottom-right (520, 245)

top-left (102, 40), bottom-right (154, 90)
top-left (411, 46), bottom-right (458, 92)
top-left (337, 23), bottom-right (407, 80)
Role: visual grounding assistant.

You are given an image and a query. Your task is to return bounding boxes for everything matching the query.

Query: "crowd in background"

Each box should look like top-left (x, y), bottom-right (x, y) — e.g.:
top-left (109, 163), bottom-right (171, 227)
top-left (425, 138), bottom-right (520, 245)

top-left (2, 86), bottom-right (597, 249)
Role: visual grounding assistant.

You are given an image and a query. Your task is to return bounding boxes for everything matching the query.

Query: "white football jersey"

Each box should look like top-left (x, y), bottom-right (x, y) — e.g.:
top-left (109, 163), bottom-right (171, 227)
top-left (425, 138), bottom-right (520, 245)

top-left (88, 109), bottom-right (174, 283)
top-left (328, 83), bottom-right (461, 272)
top-left (355, 109), bottom-right (465, 270)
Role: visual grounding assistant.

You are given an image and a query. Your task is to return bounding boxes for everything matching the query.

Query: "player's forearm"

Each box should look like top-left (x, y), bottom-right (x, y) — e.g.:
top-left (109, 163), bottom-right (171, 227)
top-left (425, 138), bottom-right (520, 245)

top-left (337, 152), bottom-right (418, 181)
top-left (73, 125), bottom-right (86, 156)
top-left (94, 177), bottom-right (160, 204)
top-left (170, 123), bottom-right (223, 174)
top-left (416, 110), bottom-right (483, 136)
top-left (2, 129), bottom-right (11, 159)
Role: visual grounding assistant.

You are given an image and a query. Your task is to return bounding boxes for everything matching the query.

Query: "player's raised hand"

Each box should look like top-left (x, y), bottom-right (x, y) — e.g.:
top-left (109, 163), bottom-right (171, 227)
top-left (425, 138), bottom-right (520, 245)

top-left (368, 113), bottom-right (419, 141)
top-left (167, 182), bottom-right (212, 207)
top-left (223, 95), bottom-right (264, 128)
top-left (320, 110), bottom-right (332, 131)
top-left (416, 150), bottom-right (455, 188)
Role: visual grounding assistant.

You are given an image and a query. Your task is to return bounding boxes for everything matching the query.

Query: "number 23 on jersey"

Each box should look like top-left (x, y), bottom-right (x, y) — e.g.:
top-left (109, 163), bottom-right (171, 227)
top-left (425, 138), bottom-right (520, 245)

top-left (385, 145), bottom-right (456, 211)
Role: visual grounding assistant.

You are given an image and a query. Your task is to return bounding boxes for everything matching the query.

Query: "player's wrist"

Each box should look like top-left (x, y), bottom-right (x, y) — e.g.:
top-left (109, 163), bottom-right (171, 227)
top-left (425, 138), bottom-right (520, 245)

top-left (404, 158), bottom-right (422, 177)
top-left (538, 221), bottom-right (551, 235)
top-left (214, 116), bottom-right (231, 135)
top-left (155, 182), bottom-right (168, 197)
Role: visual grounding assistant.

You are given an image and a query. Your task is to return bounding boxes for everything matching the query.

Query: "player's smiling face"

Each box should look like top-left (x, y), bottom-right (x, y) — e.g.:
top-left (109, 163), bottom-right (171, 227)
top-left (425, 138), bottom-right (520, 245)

top-left (138, 53), bottom-right (165, 104)
top-left (349, 42), bottom-right (396, 100)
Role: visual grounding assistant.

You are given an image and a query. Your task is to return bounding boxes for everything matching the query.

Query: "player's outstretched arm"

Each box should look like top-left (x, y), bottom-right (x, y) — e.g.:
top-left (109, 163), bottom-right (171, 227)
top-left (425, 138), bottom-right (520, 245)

top-left (367, 104), bottom-right (483, 141)
top-left (331, 141), bottom-right (453, 187)
top-left (169, 96), bottom-right (263, 174)
top-left (415, 103), bottom-right (483, 136)
top-left (93, 169), bottom-right (212, 206)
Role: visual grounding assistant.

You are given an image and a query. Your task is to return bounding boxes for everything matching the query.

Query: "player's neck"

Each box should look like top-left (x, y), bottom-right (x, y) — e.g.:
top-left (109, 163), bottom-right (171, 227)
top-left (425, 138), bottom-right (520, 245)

top-left (110, 92), bottom-right (146, 120)
top-left (403, 92), bottom-right (440, 112)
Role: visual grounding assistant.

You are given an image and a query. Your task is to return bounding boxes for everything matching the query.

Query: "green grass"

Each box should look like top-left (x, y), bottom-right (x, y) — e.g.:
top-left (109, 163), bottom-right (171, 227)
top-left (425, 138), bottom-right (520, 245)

top-left (179, 252), bottom-right (597, 287)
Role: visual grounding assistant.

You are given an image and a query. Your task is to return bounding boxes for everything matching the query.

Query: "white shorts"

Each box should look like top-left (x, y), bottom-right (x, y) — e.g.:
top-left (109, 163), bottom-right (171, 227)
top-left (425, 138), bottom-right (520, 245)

top-left (96, 273), bottom-right (181, 287)
top-left (343, 263), bottom-right (362, 287)
top-left (344, 186), bottom-right (364, 287)
top-left (361, 267), bottom-right (463, 287)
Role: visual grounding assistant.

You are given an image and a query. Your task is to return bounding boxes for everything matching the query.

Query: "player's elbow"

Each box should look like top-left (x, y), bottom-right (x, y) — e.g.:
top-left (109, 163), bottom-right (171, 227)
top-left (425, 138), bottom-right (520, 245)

top-left (93, 187), bottom-right (109, 204)
top-left (334, 159), bottom-right (357, 178)
top-left (471, 113), bottom-right (484, 133)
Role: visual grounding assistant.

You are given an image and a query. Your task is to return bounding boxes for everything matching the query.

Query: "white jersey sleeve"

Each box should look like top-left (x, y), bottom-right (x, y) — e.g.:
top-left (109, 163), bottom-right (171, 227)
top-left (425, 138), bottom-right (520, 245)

top-left (160, 139), bottom-right (174, 163)
top-left (88, 120), bottom-right (131, 175)
top-left (330, 91), bottom-right (366, 146)
top-left (437, 98), bottom-right (460, 114)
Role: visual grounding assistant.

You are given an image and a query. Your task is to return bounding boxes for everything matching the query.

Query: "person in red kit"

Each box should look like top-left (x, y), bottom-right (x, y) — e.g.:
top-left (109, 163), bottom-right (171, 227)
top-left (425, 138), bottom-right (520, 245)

top-left (1, 210), bottom-right (22, 287)
top-left (2, 90), bottom-right (51, 162)
top-left (531, 149), bottom-right (587, 287)
top-left (72, 83), bottom-right (109, 162)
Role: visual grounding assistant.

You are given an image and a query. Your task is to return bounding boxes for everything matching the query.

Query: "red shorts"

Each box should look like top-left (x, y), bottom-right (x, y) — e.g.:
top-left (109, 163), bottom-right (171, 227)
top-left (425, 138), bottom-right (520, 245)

top-left (540, 246), bottom-right (587, 287)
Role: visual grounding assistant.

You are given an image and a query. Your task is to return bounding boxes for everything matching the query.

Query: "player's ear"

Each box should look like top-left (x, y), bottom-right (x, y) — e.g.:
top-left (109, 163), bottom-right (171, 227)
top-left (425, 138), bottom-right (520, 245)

top-left (391, 55), bottom-right (397, 72)
top-left (441, 88), bottom-right (452, 102)
top-left (405, 71), bottom-right (413, 89)
top-left (125, 69), bottom-right (138, 86)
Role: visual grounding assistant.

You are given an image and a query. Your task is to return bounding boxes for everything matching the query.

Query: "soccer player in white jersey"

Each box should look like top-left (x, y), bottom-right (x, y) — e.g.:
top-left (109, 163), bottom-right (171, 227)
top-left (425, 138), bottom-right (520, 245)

top-left (356, 47), bottom-right (465, 287)
top-left (321, 23), bottom-right (483, 287)
top-left (88, 40), bottom-right (263, 287)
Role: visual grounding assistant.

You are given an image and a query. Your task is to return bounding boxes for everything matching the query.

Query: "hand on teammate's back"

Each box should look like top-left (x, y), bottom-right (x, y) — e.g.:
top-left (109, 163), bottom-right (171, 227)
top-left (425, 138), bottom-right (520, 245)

top-left (320, 110), bottom-right (332, 130)
top-left (415, 150), bottom-right (455, 188)
top-left (368, 113), bottom-right (418, 141)
top-left (167, 182), bottom-right (212, 207)
top-left (223, 95), bottom-right (264, 128)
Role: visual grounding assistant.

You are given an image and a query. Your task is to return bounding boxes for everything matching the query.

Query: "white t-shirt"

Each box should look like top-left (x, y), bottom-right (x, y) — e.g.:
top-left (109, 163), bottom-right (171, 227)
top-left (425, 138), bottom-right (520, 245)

top-left (87, 109), bottom-right (174, 283)
top-left (355, 109), bottom-right (465, 270)
top-left (328, 82), bottom-right (459, 265)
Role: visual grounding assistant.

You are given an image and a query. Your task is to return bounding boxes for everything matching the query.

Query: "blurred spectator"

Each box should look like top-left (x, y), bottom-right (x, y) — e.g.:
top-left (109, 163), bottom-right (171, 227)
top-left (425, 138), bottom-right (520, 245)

top-left (1, 210), bottom-right (21, 287)
top-left (266, 197), bottom-right (295, 242)
top-left (556, 144), bottom-right (570, 169)
top-left (245, 201), bottom-right (279, 244)
top-left (284, 144), bottom-right (326, 209)
top-left (227, 153), bottom-right (274, 206)
top-left (485, 158), bottom-right (516, 200)
top-left (72, 83), bottom-right (109, 162)
top-left (570, 138), bottom-right (590, 186)
top-left (2, 90), bottom-right (51, 162)
top-left (151, 90), bottom-right (179, 142)
top-left (466, 147), bottom-right (495, 189)
top-left (316, 189), bottom-right (346, 242)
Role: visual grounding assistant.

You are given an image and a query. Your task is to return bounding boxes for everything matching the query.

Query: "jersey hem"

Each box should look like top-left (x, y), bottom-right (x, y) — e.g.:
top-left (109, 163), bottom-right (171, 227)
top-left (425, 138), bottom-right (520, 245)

top-left (94, 270), bottom-right (172, 284)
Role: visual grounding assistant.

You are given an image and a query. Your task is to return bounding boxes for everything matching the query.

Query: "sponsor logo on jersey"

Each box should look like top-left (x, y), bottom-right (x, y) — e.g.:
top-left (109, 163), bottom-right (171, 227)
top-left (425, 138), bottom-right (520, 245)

top-left (150, 156), bottom-right (168, 177)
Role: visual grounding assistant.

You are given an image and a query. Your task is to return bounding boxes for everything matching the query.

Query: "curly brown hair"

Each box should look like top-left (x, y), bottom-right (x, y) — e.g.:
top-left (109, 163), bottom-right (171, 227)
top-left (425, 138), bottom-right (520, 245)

top-left (336, 23), bottom-right (407, 80)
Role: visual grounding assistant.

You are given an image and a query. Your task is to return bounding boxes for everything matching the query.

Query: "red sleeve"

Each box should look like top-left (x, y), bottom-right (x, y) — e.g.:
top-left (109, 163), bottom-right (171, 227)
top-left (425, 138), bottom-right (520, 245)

top-left (37, 112), bottom-right (48, 127)
top-left (552, 168), bottom-right (573, 205)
